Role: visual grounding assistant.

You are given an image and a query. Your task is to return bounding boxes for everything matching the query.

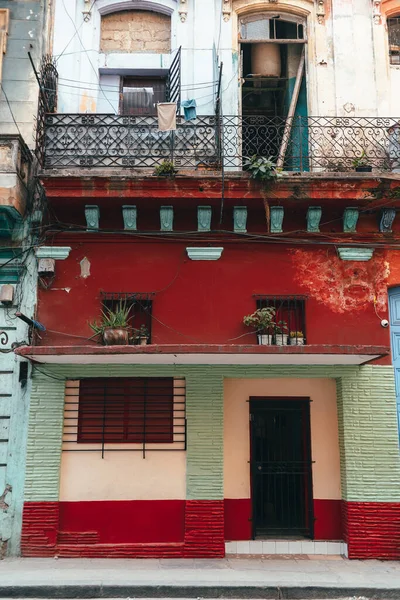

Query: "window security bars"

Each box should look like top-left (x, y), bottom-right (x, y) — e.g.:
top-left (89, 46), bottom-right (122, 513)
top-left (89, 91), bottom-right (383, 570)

top-left (255, 295), bottom-right (306, 345)
top-left (63, 377), bottom-right (186, 458)
top-left (40, 115), bottom-right (400, 172)
top-left (388, 17), bottom-right (400, 65)
top-left (101, 292), bottom-right (154, 344)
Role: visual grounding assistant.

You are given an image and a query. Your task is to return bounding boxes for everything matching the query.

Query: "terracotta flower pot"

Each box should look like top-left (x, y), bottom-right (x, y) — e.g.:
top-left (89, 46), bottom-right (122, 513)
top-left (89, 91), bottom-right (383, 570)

top-left (102, 327), bottom-right (129, 345)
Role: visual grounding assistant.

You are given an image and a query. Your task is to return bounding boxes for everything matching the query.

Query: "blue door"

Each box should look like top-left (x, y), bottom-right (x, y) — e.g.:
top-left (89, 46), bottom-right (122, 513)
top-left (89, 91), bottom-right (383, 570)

top-left (388, 287), bottom-right (400, 442)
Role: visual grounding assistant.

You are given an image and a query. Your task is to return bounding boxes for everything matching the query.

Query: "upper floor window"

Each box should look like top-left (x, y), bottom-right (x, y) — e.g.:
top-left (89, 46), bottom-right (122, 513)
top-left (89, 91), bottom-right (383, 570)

top-left (255, 295), bottom-right (307, 345)
top-left (101, 292), bottom-right (154, 344)
top-left (120, 77), bottom-right (167, 116)
top-left (100, 10), bottom-right (171, 54)
top-left (388, 17), bottom-right (400, 65)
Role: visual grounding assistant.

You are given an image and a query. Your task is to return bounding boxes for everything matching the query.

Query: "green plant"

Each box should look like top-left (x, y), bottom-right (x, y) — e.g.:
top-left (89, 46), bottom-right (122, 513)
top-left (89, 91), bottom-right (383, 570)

top-left (290, 330), bottom-right (304, 338)
top-left (352, 150), bottom-right (370, 169)
top-left (243, 307), bottom-right (276, 333)
top-left (154, 159), bottom-right (177, 177)
top-left (243, 155), bottom-right (282, 182)
top-left (326, 159), bottom-right (346, 172)
top-left (134, 324), bottom-right (149, 339)
top-left (275, 320), bottom-right (288, 335)
top-left (89, 301), bottom-right (131, 336)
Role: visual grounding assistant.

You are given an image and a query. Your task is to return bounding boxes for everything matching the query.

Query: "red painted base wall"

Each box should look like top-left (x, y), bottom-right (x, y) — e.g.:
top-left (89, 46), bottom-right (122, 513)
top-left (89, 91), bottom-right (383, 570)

top-left (21, 500), bottom-right (224, 559)
top-left (343, 501), bottom-right (400, 560)
top-left (59, 500), bottom-right (185, 544)
top-left (22, 499), bottom-right (400, 559)
top-left (224, 499), bottom-right (343, 541)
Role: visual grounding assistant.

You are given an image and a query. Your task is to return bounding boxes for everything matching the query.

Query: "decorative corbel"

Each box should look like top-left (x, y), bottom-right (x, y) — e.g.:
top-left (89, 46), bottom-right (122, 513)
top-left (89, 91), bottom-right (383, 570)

top-left (316, 0), bottom-right (325, 24)
top-left (223, 0), bottom-right (232, 22)
top-left (372, 0), bottom-right (382, 24)
top-left (179, 0), bottom-right (188, 23)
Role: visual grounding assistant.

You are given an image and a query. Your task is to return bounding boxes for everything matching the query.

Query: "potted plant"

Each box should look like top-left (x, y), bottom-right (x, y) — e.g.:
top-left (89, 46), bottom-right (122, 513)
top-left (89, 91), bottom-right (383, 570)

top-left (243, 307), bottom-right (276, 345)
top-left (289, 331), bottom-right (305, 346)
top-left (154, 159), bottom-right (178, 178)
top-left (352, 151), bottom-right (372, 172)
top-left (274, 320), bottom-right (289, 346)
top-left (243, 155), bottom-right (283, 183)
top-left (89, 301), bottom-right (131, 346)
top-left (135, 324), bottom-right (150, 346)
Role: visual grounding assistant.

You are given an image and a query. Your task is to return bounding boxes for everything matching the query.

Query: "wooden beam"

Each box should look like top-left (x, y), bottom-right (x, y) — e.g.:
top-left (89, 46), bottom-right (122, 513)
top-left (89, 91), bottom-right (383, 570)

top-left (277, 46), bottom-right (305, 169)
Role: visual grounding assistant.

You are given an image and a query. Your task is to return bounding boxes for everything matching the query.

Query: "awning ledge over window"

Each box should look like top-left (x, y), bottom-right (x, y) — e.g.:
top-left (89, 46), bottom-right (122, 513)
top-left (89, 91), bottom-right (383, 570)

top-left (14, 344), bottom-right (389, 365)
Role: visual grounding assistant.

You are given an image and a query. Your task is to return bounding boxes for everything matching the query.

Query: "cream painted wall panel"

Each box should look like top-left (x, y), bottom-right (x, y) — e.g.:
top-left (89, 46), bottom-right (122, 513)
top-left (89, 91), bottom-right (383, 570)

top-left (224, 378), bottom-right (341, 501)
top-left (59, 451), bottom-right (186, 501)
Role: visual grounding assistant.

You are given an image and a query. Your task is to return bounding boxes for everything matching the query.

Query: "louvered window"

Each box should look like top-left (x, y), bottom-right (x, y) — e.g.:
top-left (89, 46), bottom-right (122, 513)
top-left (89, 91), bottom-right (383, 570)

top-left (78, 377), bottom-right (174, 444)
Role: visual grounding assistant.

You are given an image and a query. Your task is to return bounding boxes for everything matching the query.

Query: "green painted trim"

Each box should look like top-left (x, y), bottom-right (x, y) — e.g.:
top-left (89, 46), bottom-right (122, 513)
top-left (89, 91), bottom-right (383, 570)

top-left (24, 364), bottom-right (400, 504)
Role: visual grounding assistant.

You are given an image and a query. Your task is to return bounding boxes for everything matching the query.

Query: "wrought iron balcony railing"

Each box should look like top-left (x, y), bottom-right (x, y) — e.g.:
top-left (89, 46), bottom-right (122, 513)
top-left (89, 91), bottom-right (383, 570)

top-left (38, 114), bottom-right (400, 173)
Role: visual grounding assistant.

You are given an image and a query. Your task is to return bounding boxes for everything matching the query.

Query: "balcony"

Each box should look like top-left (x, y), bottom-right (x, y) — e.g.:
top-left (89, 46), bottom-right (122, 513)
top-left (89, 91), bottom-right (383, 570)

top-left (38, 114), bottom-right (400, 174)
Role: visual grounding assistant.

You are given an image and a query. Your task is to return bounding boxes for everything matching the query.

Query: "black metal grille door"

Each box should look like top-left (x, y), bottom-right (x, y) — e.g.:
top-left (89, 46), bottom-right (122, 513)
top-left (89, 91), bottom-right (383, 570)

top-left (250, 399), bottom-right (313, 538)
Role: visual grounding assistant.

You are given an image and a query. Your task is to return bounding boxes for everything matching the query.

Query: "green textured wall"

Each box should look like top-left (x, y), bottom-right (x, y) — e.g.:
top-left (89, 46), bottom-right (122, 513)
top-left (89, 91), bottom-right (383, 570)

top-left (337, 366), bottom-right (400, 501)
top-left (24, 364), bottom-right (400, 504)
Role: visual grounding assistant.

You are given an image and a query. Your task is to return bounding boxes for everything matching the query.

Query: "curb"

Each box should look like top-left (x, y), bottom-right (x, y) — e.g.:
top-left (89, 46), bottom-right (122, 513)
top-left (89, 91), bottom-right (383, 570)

top-left (0, 586), bottom-right (398, 599)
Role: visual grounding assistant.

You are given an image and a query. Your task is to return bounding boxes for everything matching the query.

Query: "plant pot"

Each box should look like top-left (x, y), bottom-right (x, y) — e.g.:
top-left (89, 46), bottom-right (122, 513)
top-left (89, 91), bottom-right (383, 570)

top-left (139, 336), bottom-right (149, 346)
top-left (290, 337), bottom-right (305, 346)
top-left (275, 334), bottom-right (289, 346)
top-left (355, 166), bottom-right (372, 172)
top-left (257, 334), bottom-right (273, 345)
top-left (102, 327), bottom-right (129, 346)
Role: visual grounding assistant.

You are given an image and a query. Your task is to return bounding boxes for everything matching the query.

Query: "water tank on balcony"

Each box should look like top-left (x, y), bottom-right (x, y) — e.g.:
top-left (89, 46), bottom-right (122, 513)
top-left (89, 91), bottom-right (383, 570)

top-left (251, 43), bottom-right (281, 77)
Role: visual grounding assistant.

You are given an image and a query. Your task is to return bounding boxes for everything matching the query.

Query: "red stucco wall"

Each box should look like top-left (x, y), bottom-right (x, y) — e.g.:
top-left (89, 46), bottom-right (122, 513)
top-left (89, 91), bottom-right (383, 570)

top-left (35, 239), bottom-right (392, 351)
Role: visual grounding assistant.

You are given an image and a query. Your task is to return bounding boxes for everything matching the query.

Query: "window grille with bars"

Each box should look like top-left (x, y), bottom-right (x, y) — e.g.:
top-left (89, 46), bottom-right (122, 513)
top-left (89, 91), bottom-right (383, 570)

top-left (255, 295), bottom-right (307, 345)
top-left (388, 17), bottom-right (400, 65)
top-left (101, 292), bottom-right (154, 344)
top-left (63, 377), bottom-right (186, 457)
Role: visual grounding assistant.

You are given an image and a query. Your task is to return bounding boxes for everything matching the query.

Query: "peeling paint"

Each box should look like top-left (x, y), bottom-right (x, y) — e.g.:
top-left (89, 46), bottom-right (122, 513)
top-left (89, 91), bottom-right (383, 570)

top-left (79, 257), bottom-right (90, 279)
top-left (291, 249), bottom-right (389, 314)
top-left (0, 484), bottom-right (12, 512)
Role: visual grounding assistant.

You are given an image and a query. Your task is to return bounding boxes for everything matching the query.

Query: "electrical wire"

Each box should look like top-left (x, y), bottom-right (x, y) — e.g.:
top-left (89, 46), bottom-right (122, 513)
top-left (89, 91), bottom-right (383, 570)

top-left (34, 367), bottom-right (67, 381)
top-left (60, 0), bottom-right (115, 113)
top-left (43, 222), bottom-right (400, 249)
top-left (57, 0), bottom-right (98, 60)
top-left (57, 77), bottom-right (219, 91)
top-left (0, 83), bottom-right (23, 137)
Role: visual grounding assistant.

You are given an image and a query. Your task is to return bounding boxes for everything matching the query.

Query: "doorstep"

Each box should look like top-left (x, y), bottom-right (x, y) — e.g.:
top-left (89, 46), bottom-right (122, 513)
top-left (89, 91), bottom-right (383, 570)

top-left (226, 540), bottom-right (348, 557)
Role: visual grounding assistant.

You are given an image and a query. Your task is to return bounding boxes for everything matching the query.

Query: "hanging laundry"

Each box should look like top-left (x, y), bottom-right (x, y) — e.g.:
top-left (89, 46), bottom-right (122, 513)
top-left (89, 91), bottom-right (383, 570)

top-left (181, 99), bottom-right (197, 122)
top-left (157, 102), bottom-right (177, 131)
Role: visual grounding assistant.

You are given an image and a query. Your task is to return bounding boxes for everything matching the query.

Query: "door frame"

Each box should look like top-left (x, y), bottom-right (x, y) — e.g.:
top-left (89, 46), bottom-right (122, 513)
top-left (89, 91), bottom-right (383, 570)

top-left (249, 396), bottom-right (314, 539)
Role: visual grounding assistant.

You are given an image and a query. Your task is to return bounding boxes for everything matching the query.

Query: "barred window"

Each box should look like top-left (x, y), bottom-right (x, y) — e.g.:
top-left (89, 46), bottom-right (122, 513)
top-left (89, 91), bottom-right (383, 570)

top-left (78, 377), bottom-right (174, 444)
top-left (388, 17), bottom-right (400, 65)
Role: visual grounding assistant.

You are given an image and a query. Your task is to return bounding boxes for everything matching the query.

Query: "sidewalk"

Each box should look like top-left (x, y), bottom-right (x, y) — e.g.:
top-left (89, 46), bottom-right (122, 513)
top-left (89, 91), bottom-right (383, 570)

top-left (1, 556), bottom-right (400, 599)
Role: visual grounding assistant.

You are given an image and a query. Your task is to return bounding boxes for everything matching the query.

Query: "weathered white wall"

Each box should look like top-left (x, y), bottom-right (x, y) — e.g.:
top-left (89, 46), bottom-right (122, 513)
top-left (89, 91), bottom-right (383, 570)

top-left (52, 0), bottom-right (400, 117)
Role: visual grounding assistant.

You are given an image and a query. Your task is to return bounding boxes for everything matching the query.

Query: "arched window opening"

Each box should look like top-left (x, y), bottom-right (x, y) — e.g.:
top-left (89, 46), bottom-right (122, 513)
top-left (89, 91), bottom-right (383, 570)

top-left (100, 10), bottom-right (171, 54)
top-left (388, 16), bottom-right (400, 65)
top-left (239, 13), bottom-right (308, 170)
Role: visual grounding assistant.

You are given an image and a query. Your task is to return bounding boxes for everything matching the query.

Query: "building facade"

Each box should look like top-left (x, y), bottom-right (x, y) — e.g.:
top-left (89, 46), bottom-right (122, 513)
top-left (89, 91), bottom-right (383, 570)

top-left (15, 0), bottom-right (400, 559)
top-left (0, 1), bottom-right (50, 557)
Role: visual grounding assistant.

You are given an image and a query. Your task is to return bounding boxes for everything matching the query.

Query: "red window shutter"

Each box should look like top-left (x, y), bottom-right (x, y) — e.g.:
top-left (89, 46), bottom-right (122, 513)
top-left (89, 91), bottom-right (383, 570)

top-left (78, 378), bottom-right (174, 444)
